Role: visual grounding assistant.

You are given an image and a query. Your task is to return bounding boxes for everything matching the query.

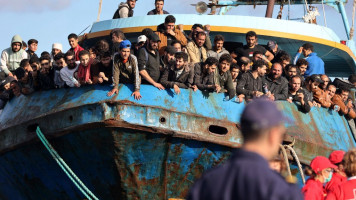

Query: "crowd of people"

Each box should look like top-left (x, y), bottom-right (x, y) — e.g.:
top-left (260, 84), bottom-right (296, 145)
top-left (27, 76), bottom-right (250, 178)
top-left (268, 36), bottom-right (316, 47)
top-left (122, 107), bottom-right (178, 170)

top-left (1, 7), bottom-right (356, 120)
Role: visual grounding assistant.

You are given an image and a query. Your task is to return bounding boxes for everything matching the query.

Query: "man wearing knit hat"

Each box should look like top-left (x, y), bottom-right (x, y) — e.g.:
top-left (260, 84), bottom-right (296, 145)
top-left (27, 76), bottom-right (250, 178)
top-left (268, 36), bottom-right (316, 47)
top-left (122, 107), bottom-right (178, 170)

top-left (187, 98), bottom-right (302, 200)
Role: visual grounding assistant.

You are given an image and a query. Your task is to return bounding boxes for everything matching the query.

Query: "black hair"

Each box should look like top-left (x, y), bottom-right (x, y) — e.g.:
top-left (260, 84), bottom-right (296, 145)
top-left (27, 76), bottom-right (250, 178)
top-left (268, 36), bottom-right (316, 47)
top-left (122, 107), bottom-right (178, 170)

top-left (28, 39), bottom-right (38, 45)
top-left (337, 86), bottom-right (351, 94)
top-left (252, 59), bottom-right (266, 71)
top-left (95, 39), bottom-right (110, 54)
top-left (41, 51), bottom-right (50, 58)
top-left (253, 51), bottom-right (263, 57)
top-left (219, 53), bottom-right (232, 64)
top-left (64, 51), bottom-right (75, 61)
top-left (196, 32), bottom-right (206, 39)
top-left (285, 64), bottom-right (298, 72)
top-left (39, 55), bottom-right (51, 62)
top-left (22, 41), bottom-right (27, 48)
top-left (246, 31), bottom-right (257, 38)
top-left (205, 57), bottom-right (219, 67)
top-left (101, 51), bottom-right (112, 59)
top-left (29, 56), bottom-right (40, 65)
top-left (54, 52), bottom-right (65, 61)
top-left (290, 75), bottom-right (302, 82)
top-left (230, 63), bottom-right (240, 71)
top-left (110, 28), bottom-right (126, 40)
top-left (192, 24), bottom-right (204, 30)
top-left (78, 50), bottom-right (90, 58)
top-left (214, 35), bottom-right (224, 43)
top-left (302, 43), bottom-right (314, 52)
top-left (278, 53), bottom-right (291, 62)
top-left (20, 59), bottom-right (30, 68)
top-left (296, 58), bottom-right (308, 67)
top-left (175, 52), bottom-right (188, 62)
top-left (165, 15), bottom-right (176, 24)
top-left (155, 0), bottom-right (164, 2)
top-left (171, 40), bottom-right (182, 47)
top-left (68, 33), bottom-right (78, 40)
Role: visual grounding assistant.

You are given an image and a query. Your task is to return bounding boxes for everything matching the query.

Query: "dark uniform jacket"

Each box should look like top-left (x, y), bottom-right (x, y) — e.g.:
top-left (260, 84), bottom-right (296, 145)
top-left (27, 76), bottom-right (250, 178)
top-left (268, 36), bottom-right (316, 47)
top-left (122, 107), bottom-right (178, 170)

top-left (187, 148), bottom-right (303, 200)
top-left (236, 71), bottom-right (262, 100)
top-left (160, 63), bottom-right (194, 89)
top-left (263, 75), bottom-right (288, 100)
top-left (138, 47), bottom-right (161, 83)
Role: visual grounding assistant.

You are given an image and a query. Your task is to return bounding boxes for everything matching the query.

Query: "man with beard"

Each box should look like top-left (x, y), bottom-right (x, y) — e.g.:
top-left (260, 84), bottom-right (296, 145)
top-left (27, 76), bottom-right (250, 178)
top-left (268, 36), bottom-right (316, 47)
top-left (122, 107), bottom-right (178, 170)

top-left (235, 31), bottom-right (274, 61)
top-left (193, 57), bottom-right (219, 92)
top-left (287, 76), bottom-right (311, 113)
top-left (332, 86), bottom-right (356, 119)
top-left (320, 74), bottom-right (330, 91)
top-left (236, 60), bottom-right (266, 101)
top-left (156, 15), bottom-right (187, 55)
top-left (216, 54), bottom-right (235, 99)
top-left (113, 0), bottom-right (137, 19)
top-left (160, 46), bottom-right (176, 72)
top-left (91, 51), bottom-right (113, 84)
top-left (187, 32), bottom-right (207, 64)
top-left (53, 53), bottom-right (66, 88)
top-left (285, 64), bottom-right (298, 81)
top-left (160, 52), bottom-right (194, 95)
top-left (293, 43), bottom-right (324, 77)
top-left (184, 24), bottom-right (212, 50)
top-left (262, 63), bottom-right (288, 101)
top-left (147, 0), bottom-right (169, 15)
top-left (304, 74), bottom-right (332, 108)
top-left (207, 35), bottom-right (229, 60)
top-left (138, 32), bottom-right (165, 90)
top-left (0, 35), bottom-right (28, 80)
top-left (60, 51), bottom-right (80, 88)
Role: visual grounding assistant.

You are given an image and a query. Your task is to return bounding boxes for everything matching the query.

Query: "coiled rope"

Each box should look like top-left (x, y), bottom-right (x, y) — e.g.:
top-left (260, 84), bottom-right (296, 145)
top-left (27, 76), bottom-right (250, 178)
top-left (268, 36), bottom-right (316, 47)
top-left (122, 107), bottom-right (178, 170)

top-left (280, 139), bottom-right (306, 185)
top-left (36, 126), bottom-right (99, 200)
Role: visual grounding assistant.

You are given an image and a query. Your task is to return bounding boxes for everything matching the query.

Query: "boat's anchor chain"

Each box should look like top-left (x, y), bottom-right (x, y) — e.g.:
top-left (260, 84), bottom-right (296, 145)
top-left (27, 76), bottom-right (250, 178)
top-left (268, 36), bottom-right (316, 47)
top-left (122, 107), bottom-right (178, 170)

top-left (35, 126), bottom-right (99, 200)
top-left (280, 138), bottom-right (306, 185)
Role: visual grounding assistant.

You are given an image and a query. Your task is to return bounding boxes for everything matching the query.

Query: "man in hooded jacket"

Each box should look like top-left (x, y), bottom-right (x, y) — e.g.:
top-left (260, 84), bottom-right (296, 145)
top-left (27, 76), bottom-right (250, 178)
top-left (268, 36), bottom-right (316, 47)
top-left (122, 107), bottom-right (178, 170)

top-left (113, 0), bottom-right (137, 19)
top-left (0, 35), bottom-right (28, 80)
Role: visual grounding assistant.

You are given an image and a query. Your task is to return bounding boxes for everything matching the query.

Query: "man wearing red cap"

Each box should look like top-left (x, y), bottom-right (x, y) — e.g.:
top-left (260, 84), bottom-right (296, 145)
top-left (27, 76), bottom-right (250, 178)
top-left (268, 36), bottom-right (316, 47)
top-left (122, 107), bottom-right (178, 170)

top-left (325, 150), bottom-right (347, 193)
top-left (302, 156), bottom-right (337, 200)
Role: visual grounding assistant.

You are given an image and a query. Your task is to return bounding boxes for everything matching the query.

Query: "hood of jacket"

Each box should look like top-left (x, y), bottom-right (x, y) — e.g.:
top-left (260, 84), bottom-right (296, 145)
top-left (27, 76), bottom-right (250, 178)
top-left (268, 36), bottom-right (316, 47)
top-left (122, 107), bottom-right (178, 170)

top-left (119, 2), bottom-right (129, 9)
top-left (11, 35), bottom-right (23, 48)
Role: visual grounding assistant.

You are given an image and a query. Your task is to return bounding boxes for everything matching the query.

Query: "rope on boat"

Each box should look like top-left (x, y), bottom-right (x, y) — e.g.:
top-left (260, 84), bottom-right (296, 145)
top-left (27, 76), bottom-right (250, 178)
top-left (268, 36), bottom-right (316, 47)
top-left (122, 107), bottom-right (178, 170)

top-left (280, 139), bottom-right (306, 185)
top-left (36, 127), bottom-right (99, 200)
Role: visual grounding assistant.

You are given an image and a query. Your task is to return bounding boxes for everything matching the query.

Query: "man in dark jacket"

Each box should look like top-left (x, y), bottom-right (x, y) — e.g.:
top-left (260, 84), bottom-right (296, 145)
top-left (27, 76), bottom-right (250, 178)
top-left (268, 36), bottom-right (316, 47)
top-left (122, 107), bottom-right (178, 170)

top-left (263, 63), bottom-right (288, 101)
top-left (113, 0), bottom-right (137, 19)
top-left (287, 75), bottom-right (311, 113)
top-left (160, 52), bottom-right (194, 95)
top-left (187, 98), bottom-right (303, 200)
top-left (193, 57), bottom-right (219, 92)
top-left (38, 56), bottom-right (55, 90)
top-left (138, 32), bottom-right (165, 90)
top-left (147, 0), bottom-right (169, 15)
top-left (236, 59), bottom-right (266, 101)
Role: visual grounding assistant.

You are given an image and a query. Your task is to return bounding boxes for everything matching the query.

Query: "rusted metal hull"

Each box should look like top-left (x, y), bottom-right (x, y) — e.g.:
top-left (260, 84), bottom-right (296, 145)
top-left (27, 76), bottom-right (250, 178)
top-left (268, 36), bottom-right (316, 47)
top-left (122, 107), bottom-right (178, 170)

top-left (0, 127), bottom-right (233, 199)
top-left (0, 84), bottom-right (355, 198)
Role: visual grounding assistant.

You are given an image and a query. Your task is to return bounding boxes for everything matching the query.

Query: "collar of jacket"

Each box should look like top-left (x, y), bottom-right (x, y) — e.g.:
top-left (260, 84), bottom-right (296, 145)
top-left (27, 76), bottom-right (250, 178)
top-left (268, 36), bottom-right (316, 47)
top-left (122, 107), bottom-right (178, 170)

top-left (266, 74), bottom-right (282, 84)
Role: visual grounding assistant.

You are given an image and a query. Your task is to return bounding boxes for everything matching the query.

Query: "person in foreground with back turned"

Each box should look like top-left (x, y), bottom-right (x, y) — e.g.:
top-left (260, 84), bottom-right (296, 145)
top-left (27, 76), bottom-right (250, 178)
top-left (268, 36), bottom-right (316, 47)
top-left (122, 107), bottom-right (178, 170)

top-left (187, 98), bottom-right (303, 200)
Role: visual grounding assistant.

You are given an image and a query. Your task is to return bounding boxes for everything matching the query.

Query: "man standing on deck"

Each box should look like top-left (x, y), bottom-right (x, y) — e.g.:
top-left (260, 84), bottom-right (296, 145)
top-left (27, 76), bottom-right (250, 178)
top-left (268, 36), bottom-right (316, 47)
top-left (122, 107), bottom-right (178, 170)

top-left (187, 98), bottom-right (303, 200)
top-left (67, 33), bottom-right (84, 62)
top-left (235, 31), bottom-right (274, 61)
top-left (293, 43), bottom-right (324, 77)
top-left (111, 29), bottom-right (126, 55)
top-left (0, 35), bottom-right (28, 80)
top-left (147, 0), bottom-right (169, 15)
top-left (113, 0), bottom-right (137, 19)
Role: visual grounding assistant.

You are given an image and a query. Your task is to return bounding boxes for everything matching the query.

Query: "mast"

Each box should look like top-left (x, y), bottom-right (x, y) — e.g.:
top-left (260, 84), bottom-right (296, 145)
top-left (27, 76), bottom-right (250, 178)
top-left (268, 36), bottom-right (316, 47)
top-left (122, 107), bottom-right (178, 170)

top-left (97, 0), bottom-right (103, 22)
top-left (265, 0), bottom-right (275, 18)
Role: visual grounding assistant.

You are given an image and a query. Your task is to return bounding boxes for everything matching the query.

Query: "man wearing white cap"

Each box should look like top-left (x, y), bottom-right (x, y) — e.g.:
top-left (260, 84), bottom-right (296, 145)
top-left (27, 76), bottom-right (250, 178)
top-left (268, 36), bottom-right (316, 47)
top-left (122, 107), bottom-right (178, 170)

top-left (51, 43), bottom-right (63, 63)
top-left (133, 35), bottom-right (146, 56)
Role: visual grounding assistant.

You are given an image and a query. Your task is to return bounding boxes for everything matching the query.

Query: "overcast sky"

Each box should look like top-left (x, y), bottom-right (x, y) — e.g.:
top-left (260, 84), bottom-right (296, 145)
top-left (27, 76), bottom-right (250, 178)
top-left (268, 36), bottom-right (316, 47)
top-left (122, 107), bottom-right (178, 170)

top-left (0, 0), bottom-right (354, 54)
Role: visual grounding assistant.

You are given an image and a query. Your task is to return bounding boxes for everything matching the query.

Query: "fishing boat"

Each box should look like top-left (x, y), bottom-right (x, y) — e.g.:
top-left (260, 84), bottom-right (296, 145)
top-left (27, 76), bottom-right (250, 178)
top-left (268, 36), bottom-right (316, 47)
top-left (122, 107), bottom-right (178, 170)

top-left (0, 0), bottom-right (356, 199)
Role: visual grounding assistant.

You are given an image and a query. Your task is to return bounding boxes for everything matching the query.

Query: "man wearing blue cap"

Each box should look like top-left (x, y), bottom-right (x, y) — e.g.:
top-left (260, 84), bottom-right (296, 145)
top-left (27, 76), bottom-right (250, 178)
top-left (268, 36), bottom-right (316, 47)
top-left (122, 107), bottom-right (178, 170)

top-left (187, 98), bottom-right (303, 200)
top-left (107, 40), bottom-right (141, 100)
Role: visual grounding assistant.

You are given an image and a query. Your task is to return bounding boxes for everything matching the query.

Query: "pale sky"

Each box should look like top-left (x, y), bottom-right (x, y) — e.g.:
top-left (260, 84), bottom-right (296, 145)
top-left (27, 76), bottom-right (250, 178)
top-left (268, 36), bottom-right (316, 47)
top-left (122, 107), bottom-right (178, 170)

top-left (0, 0), bottom-right (354, 54)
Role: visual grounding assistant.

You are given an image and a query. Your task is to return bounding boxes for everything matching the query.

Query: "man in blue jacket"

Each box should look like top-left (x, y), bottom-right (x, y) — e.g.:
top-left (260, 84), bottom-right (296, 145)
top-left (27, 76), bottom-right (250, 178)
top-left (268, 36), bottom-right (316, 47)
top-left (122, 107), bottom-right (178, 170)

top-left (293, 43), bottom-right (324, 77)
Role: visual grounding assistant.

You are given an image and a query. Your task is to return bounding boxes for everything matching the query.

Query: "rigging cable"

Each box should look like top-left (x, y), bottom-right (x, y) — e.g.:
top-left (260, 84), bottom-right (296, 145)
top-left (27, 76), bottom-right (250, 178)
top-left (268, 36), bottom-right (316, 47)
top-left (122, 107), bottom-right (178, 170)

top-left (322, 0), bottom-right (327, 27)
